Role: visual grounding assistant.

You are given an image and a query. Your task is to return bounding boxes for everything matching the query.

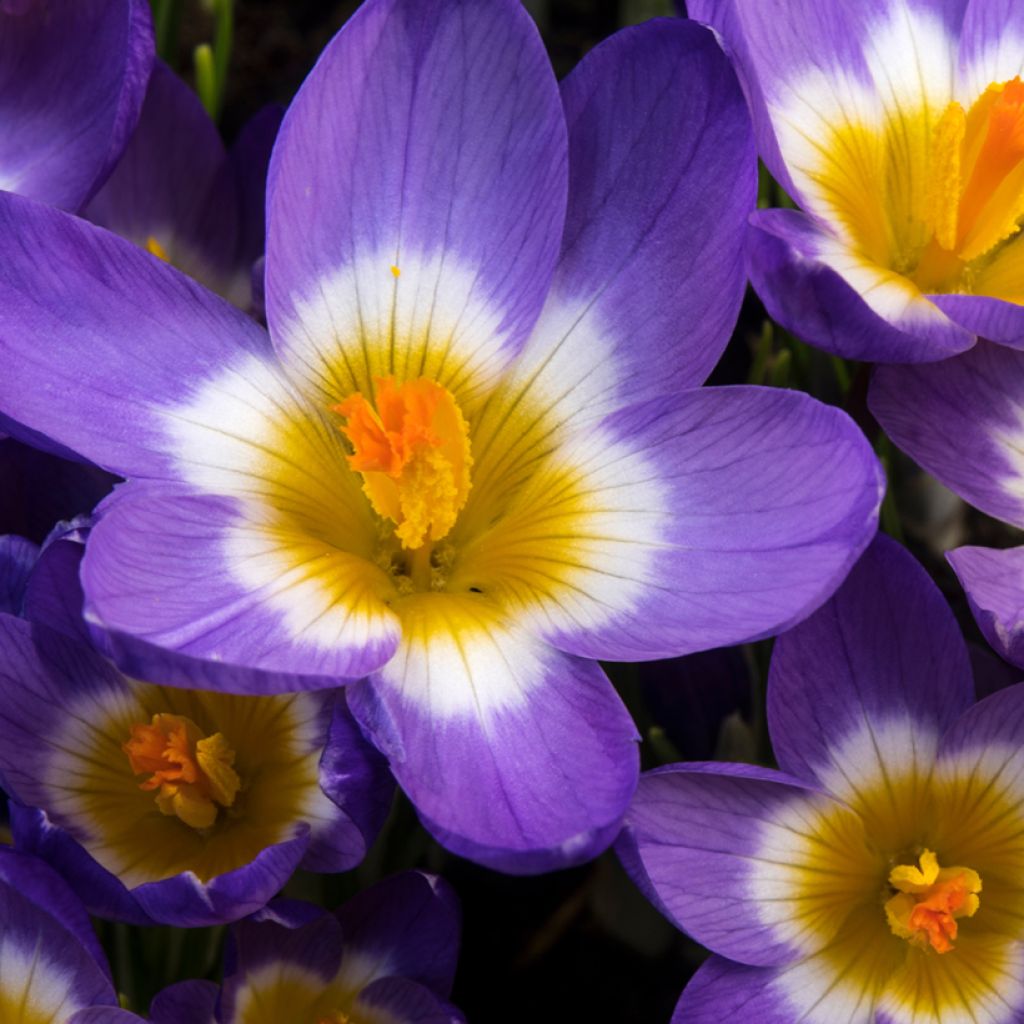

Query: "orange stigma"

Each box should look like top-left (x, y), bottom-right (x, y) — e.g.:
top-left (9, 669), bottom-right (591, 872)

top-left (333, 376), bottom-right (472, 551)
top-left (884, 849), bottom-right (982, 954)
top-left (123, 713), bottom-right (240, 830)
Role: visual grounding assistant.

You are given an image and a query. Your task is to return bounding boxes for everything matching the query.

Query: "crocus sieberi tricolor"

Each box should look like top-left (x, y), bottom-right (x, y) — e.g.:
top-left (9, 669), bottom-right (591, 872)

top-left (619, 535), bottom-right (1024, 1023)
top-left (0, 0), bottom-right (882, 872)
top-left (692, 0), bottom-right (1024, 361)
top-left (0, 536), bottom-right (392, 927)
top-left (149, 871), bottom-right (463, 1024)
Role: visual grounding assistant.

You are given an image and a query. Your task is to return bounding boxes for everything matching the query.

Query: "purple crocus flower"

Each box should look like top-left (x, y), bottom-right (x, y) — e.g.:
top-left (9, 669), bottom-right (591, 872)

top-left (0, 846), bottom-right (145, 1022)
top-left (0, 537), bottom-right (393, 927)
top-left (618, 534), bottom-right (1024, 1022)
top-left (691, 0), bottom-right (1024, 362)
top-left (150, 871), bottom-right (463, 1024)
top-left (85, 60), bottom-right (282, 313)
top-left (0, 0), bottom-right (152, 211)
top-left (0, 0), bottom-right (882, 872)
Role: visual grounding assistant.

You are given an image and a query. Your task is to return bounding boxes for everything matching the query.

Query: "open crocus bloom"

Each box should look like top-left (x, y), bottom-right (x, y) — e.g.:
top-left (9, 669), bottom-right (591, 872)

top-left (618, 534), bottom-right (1024, 1022)
top-left (0, 846), bottom-right (144, 1023)
top-left (691, 0), bottom-right (1024, 361)
top-left (0, 0), bottom-right (882, 871)
top-left (0, 537), bottom-right (391, 927)
top-left (151, 872), bottom-right (463, 1024)
top-left (0, 0), bottom-right (152, 211)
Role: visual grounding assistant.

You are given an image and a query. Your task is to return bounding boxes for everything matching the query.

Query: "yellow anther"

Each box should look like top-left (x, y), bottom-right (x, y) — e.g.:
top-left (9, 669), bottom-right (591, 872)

top-left (333, 376), bottom-right (472, 552)
top-left (123, 713), bottom-right (240, 830)
top-left (145, 235), bottom-right (170, 263)
top-left (925, 101), bottom-right (965, 252)
top-left (885, 849), bottom-right (981, 954)
top-left (390, 264), bottom-right (401, 278)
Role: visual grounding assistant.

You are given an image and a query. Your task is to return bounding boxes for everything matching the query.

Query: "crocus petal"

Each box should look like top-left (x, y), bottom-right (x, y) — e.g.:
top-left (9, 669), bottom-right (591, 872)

top-left (148, 981), bottom-right (219, 1024)
top-left (82, 488), bottom-right (400, 689)
top-left (336, 871), bottom-right (460, 998)
top-left (674, 948), bottom-right (899, 1024)
top-left (0, 191), bottom-right (273, 480)
top-left (23, 534), bottom-right (93, 645)
top-left (617, 763), bottom-right (878, 966)
top-left (348, 602), bottom-right (638, 873)
top-left (356, 976), bottom-right (466, 1024)
top-left (949, 544), bottom-right (1024, 668)
top-left (746, 209), bottom-right (972, 362)
top-left (0, 0), bottom-right (153, 211)
top-left (0, 534), bottom-right (36, 614)
top-left (265, 0), bottom-right (566, 407)
top-left (958, 0), bottom-right (1024, 103)
top-left (768, 534), bottom-right (972, 793)
top-left (539, 17), bottom-right (754, 408)
top-left (84, 61), bottom-right (240, 299)
top-left (230, 105), bottom-right (283, 274)
top-left (489, 386), bottom-right (881, 662)
top-left (870, 340), bottom-right (1024, 527)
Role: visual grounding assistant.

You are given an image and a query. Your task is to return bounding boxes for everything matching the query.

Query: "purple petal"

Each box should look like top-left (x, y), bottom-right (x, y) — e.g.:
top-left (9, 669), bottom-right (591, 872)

top-left (0, 192), bottom-right (273, 480)
top-left (265, 0), bottom-right (566, 402)
top-left (336, 871), bottom-right (460, 998)
top-left (229, 104), bottom-right (284, 274)
top-left (747, 209), bottom-right (973, 362)
top-left (958, 0), bottom-right (1024, 103)
top-left (767, 533), bottom-right (972, 787)
top-left (932, 293), bottom-right (1024, 349)
top-left (69, 1012), bottom-right (146, 1024)
top-left (356, 976), bottom-right (465, 1024)
top-left (949, 544), bottom-right (1024, 669)
top-left (537, 387), bottom-right (882, 661)
top-left (0, 534), bottom-right (37, 614)
top-left (348, 614), bottom-right (638, 873)
top-left (23, 534), bottom-right (93, 644)
top-left (871, 341), bottom-right (1024, 527)
top-left (544, 18), bottom-right (754, 402)
top-left (939, 680), bottom-right (1024, 761)
top-left (148, 981), bottom-right (219, 1024)
top-left (0, 0), bottom-right (153, 211)
top-left (617, 763), bottom-right (842, 966)
top-left (82, 488), bottom-right (399, 690)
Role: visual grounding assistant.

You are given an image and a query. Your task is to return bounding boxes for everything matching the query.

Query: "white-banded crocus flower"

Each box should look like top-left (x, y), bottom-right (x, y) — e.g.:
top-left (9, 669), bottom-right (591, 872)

top-left (691, 0), bottom-right (1024, 362)
top-left (85, 60), bottom-right (281, 314)
top-left (0, 0), bottom-right (152, 212)
top-left (0, 846), bottom-right (145, 1023)
top-left (0, 537), bottom-right (392, 927)
top-left (618, 534), bottom-right (1024, 1023)
top-left (0, 0), bottom-right (882, 872)
top-left (149, 871), bottom-right (463, 1024)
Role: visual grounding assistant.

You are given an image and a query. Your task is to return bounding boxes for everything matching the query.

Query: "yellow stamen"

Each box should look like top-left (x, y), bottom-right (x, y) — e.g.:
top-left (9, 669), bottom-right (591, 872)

top-left (884, 849), bottom-right (981, 954)
top-left (145, 235), bottom-right (170, 262)
top-left (333, 376), bottom-right (472, 551)
top-left (390, 264), bottom-right (401, 278)
top-left (123, 713), bottom-right (241, 830)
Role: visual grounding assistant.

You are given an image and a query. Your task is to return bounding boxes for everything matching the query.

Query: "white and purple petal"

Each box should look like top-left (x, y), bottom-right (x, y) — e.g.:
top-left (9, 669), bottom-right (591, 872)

top-left (348, 605), bottom-right (638, 873)
top-left (871, 341), bottom-right (1024, 527)
top-left (265, 0), bottom-right (567, 405)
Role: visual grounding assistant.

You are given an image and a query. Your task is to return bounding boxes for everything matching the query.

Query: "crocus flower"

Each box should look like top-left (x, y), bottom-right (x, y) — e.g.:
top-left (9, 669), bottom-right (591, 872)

top-left (0, 845), bottom-right (145, 1023)
top-left (0, 0), bottom-right (152, 211)
top-left (618, 534), bottom-right (1024, 1022)
top-left (85, 60), bottom-right (282, 313)
top-left (0, 536), bottom-right (393, 926)
top-left (869, 339), bottom-right (1024, 669)
top-left (0, 0), bottom-right (882, 872)
top-left (691, 0), bottom-right (1024, 362)
top-left (150, 871), bottom-right (463, 1024)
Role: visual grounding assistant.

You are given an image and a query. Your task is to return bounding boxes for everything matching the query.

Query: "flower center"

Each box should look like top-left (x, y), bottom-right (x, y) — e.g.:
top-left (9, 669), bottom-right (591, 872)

top-left (123, 713), bottom-right (241, 830)
top-left (914, 76), bottom-right (1024, 288)
top-left (884, 848), bottom-right (982, 954)
top-left (333, 376), bottom-right (473, 553)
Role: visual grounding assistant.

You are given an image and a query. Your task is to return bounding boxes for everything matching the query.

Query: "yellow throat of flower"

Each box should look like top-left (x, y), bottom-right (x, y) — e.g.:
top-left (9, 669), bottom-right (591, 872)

top-left (123, 712), bottom-right (241, 830)
top-left (915, 75), bottom-right (1024, 287)
top-left (334, 376), bottom-right (473, 552)
top-left (884, 848), bottom-right (982, 954)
